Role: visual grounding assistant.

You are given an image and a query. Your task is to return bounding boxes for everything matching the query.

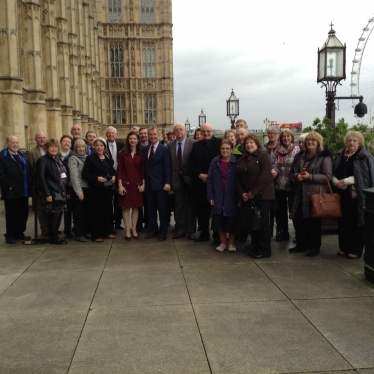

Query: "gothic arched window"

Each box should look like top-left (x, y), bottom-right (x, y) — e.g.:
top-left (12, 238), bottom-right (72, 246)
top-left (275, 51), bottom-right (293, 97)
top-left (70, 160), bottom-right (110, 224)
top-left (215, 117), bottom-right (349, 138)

top-left (142, 44), bottom-right (155, 78)
top-left (108, 0), bottom-right (121, 22)
top-left (110, 45), bottom-right (124, 77)
top-left (141, 0), bottom-right (154, 22)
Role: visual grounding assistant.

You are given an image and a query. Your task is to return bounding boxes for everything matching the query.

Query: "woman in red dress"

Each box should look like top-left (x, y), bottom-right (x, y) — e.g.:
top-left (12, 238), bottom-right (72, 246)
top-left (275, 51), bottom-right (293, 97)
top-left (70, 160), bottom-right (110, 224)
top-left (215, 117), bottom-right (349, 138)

top-left (117, 131), bottom-right (145, 240)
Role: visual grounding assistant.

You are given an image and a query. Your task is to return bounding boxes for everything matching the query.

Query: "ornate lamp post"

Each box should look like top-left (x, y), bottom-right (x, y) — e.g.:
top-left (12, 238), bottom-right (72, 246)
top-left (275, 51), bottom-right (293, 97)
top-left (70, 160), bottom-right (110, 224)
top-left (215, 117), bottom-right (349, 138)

top-left (227, 89), bottom-right (239, 129)
top-left (198, 109), bottom-right (206, 127)
top-left (317, 23), bottom-right (346, 127)
top-left (185, 119), bottom-right (190, 138)
top-left (263, 118), bottom-right (270, 131)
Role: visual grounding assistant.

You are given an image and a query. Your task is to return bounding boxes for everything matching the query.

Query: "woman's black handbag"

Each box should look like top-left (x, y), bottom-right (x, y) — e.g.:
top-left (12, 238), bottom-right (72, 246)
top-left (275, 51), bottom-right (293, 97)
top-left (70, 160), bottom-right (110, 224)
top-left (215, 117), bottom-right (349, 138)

top-left (237, 200), bottom-right (262, 232)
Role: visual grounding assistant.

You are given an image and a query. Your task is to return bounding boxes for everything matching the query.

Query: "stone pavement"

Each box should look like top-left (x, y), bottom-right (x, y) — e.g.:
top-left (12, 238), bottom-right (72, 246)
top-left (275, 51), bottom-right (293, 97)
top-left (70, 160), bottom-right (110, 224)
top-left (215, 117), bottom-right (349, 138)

top-left (1, 203), bottom-right (374, 374)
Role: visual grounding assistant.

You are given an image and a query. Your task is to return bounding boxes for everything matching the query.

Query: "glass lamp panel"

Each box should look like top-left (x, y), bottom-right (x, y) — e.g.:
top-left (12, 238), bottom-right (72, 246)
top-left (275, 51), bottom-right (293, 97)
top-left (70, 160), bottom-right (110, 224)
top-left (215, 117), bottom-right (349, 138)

top-left (326, 49), bottom-right (337, 77)
top-left (318, 49), bottom-right (326, 81)
top-left (334, 49), bottom-right (344, 78)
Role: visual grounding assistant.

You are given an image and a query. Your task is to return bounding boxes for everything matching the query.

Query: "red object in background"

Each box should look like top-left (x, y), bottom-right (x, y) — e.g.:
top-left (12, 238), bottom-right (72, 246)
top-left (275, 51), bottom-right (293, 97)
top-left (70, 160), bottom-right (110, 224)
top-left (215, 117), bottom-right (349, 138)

top-left (278, 122), bottom-right (302, 129)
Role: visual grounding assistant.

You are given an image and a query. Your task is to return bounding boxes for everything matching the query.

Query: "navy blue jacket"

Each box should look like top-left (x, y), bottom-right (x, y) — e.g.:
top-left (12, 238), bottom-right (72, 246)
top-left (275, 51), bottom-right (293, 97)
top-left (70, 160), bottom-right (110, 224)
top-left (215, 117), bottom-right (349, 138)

top-left (207, 155), bottom-right (238, 217)
top-left (0, 149), bottom-right (32, 199)
top-left (143, 143), bottom-right (171, 191)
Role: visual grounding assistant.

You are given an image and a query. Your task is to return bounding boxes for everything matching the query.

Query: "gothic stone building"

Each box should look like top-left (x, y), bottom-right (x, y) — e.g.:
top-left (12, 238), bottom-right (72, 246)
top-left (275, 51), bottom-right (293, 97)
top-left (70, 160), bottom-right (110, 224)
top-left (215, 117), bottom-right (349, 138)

top-left (0, 0), bottom-right (174, 148)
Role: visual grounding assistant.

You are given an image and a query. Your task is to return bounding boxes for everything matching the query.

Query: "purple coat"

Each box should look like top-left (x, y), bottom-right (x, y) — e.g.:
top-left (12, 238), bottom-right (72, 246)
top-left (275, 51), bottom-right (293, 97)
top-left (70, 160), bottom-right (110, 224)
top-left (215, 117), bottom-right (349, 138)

top-left (207, 155), bottom-right (238, 217)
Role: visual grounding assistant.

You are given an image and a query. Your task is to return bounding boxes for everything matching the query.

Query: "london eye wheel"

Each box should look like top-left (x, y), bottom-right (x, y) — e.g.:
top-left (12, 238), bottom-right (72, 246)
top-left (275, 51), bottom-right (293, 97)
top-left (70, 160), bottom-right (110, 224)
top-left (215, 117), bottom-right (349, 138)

top-left (350, 15), bottom-right (374, 124)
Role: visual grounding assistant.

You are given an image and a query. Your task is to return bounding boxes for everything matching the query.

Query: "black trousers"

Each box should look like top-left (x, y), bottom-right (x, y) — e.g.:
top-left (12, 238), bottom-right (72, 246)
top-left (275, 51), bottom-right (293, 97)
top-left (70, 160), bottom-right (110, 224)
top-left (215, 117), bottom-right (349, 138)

top-left (337, 196), bottom-right (365, 256)
top-left (145, 188), bottom-right (169, 236)
top-left (293, 201), bottom-right (321, 252)
top-left (250, 200), bottom-right (272, 255)
top-left (174, 183), bottom-right (196, 234)
top-left (48, 212), bottom-right (63, 241)
top-left (71, 187), bottom-right (90, 238)
top-left (194, 186), bottom-right (218, 239)
top-left (90, 187), bottom-right (113, 240)
top-left (275, 189), bottom-right (291, 233)
top-left (112, 188), bottom-right (122, 227)
top-left (63, 194), bottom-right (73, 235)
top-left (4, 197), bottom-right (29, 240)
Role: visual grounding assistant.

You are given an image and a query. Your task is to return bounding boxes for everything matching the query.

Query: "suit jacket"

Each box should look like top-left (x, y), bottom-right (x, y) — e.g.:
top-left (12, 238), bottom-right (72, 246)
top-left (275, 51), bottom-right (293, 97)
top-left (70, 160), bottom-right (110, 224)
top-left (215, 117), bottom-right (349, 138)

top-left (167, 137), bottom-right (195, 190)
top-left (143, 143), bottom-right (171, 191)
top-left (106, 140), bottom-right (125, 159)
top-left (82, 153), bottom-right (116, 189)
top-left (25, 146), bottom-right (43, 170)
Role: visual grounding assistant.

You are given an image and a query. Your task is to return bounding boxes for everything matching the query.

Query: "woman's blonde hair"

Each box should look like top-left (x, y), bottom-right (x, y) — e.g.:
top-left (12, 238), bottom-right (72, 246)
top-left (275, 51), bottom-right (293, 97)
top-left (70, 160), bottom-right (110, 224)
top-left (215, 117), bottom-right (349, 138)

top-left (344, 130), bottom-right (365, 147)
top-left (280, 129), bottom-right (294, 146)
top-left (224, 129), bottom-right (235, 139)
top-left (305, 131), bottom-right (324, 150)
top-left (73, 139), bottom-right (87, 153)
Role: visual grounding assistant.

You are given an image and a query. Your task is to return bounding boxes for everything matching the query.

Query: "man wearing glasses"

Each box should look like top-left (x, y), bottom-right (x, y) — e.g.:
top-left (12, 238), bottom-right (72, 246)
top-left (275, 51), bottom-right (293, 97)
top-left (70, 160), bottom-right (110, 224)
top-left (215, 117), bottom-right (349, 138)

top-left (189, 123), bottom-right (221, 243)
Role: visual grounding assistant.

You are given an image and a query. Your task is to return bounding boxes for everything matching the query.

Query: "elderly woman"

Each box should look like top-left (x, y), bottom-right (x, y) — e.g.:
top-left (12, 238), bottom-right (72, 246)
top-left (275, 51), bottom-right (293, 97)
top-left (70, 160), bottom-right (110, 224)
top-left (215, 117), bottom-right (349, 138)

top-left (207, 139), bottom-right (238, 252)
top-left (224, 129), bottom-right (236, 147)
top-left (237, 134), bottom-right (275, 258)
top-left (68, 139), bottom-right (89, 242)
top-left (289, 131), bottom-right (332, 257)
top-left (332, 131), bottom-right (374, 259)
top-left (82, 137), bottom-right (116, 243)
top-left (36, 139), bottom-right (68, 245)
top-left (58, 135), bottom-right (74, 238)
top-left (272, 129), bottom-right (300, 242)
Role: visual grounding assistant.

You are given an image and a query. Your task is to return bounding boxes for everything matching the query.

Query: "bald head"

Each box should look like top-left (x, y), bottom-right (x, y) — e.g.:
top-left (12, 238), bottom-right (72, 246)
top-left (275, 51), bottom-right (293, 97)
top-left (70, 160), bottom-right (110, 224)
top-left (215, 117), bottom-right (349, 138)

top-left (201, 123), bottom-right (213, 141)
top-left (35, 131), bottom-right (47, 147)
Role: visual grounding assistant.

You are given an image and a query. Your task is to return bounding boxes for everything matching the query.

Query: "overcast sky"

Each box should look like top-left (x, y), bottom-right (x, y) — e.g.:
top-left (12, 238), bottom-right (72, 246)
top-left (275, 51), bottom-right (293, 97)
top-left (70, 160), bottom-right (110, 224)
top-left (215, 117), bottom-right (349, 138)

top-left (172, 1), bottom-right (374, 131)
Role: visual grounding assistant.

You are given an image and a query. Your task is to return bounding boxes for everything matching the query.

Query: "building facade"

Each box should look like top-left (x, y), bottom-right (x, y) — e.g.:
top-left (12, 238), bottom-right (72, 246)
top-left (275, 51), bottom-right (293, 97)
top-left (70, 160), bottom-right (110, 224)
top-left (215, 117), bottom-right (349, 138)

top-left (0, 0), bottom-right (174, 147)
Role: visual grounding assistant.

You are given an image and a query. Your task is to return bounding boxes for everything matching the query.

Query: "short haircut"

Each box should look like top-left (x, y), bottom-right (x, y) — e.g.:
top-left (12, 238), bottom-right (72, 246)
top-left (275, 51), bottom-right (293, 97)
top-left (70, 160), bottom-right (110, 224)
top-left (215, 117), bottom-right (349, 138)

top-left (243, 133), bottom-right (262, 149)
top-left (60, 135), bottom-right (73, 144)
top-left (173, 122), bottom-right (185, 130)
top-left (139, 127), bottom-right (147, 133)
top-left (106, 126), bottom-right (117, 134)
top-left (85, 130), bottom-right (97, 138)
top-left (93, 137), bottom-right (107, 148)
top-left (280, 129), bottom-right (294, 146)
top-left (224, 129), bottom-right (235, 138)
top-left (236, 119), bottom-right (247, 126)
top-left (344, 130), bottom-right (365, 147)
top-left (148, 126), bottom-right (159, 133)
top-left (305, 131), bottom-right (324, 150)
top-left (43, 138), bottom-right (60, 152)
top-left (123, 131), bottom-right (142, 155)
top-left (267, 126), bottom-right (281, 134)
top-left (73, 139), bottom-right (87, 153)
top-left (221, 139), bottom-right (234, 150)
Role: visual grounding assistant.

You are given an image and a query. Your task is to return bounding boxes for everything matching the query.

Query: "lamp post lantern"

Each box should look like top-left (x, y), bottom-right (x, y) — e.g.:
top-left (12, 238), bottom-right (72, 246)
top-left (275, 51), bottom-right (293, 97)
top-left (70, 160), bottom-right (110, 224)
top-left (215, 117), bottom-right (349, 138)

top-left (227, 89), bottom-right (239, 129)
top-left (185, 119), bottom-right (190, 138)
top-left (317, 23), bottom-right (346, 127)
top-left (198, 109), bottom-right (206, 127)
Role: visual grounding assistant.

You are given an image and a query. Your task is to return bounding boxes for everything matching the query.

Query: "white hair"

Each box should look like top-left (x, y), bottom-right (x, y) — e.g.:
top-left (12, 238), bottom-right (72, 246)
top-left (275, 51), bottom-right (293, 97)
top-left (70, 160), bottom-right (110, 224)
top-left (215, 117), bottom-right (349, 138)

top-left (106, 126), bottom-right (117, 134)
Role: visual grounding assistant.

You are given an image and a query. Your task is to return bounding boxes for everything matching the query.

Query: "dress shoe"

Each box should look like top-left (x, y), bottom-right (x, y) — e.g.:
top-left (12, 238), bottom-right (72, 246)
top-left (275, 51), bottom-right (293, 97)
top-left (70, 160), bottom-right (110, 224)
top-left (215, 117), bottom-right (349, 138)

top-left (84, 234), bottom-right (91, 239)
top-left (187, 233), bottom-right (195, 240)
top-left (6, 239), bottom-right (16, 244)
top-left (289, 246), bottom-right (305, 253)
top-left (145, 232), bottom-right (158, 239)
top-left (194, 235), bottom-right (210, 242)
top-left (253, 253), bottom-right (271, 259)
top-left (337, 250), bottom-right (346, 256)
top-left (124, 236), bottom-right (131, 241)
top-left (131, 230), bottom-right (139, 240)
top-left (159, 235), bottom-right (166, 241)
top-left (172, 232), bottom-right (185, 239)
top-left (93, 238), bottom-right (103, 243)
top-left (49, 238), bottom-right (67, 245)
top-left (275, 230), bottom-right (289, 242)
top-left (306, 249), bottom-right (319, 257)
top-left (75, 236), bottom-right (87, 242)
top-left (106, 234), bottom-right (116, 239)
top-left (347, 253), bottom-right (361, 259)
top-left (17, 234), bottom-right (31, 240)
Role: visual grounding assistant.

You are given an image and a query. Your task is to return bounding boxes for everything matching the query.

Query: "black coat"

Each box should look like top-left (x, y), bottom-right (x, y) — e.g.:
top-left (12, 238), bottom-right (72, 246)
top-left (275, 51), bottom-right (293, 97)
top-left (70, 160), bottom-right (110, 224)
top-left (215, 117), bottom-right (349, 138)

top-left (82, 153), bottom-right (116, 188)
top-left (0, 149), bottom-right (33, 199)
top-left (36, 154), bottom-right (66, 198)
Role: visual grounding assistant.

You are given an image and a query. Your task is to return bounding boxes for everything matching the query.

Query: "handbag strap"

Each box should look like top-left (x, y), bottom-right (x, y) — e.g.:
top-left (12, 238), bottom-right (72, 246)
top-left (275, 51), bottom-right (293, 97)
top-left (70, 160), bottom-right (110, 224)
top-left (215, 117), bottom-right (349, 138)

top-left (319, 175), bottom-right (333, 196)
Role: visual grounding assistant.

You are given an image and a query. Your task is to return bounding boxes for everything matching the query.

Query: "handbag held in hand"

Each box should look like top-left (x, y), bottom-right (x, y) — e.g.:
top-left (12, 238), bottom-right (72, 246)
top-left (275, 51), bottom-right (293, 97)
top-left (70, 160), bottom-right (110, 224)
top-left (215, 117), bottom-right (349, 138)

top-left (310, 176), bottom-right (341, 218)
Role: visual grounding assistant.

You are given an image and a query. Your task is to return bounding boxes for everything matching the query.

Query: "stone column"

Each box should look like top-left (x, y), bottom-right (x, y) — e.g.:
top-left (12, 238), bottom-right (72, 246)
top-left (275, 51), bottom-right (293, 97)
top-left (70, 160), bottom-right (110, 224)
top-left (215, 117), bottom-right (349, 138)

top-left (0, 0), bottom-right (25, 146)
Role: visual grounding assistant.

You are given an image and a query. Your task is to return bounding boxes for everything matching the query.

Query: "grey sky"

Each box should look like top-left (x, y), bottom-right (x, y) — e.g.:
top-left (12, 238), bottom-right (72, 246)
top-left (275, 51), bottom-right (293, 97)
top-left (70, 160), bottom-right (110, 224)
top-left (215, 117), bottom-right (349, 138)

top-left (173, 1), bottom-right (374, 130)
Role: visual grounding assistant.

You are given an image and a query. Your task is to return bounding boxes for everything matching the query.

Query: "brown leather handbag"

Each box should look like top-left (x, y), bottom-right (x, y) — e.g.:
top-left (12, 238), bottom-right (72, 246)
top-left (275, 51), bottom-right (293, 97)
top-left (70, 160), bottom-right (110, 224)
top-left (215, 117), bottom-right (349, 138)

top-left (310, 176), bottom-right (342, 218)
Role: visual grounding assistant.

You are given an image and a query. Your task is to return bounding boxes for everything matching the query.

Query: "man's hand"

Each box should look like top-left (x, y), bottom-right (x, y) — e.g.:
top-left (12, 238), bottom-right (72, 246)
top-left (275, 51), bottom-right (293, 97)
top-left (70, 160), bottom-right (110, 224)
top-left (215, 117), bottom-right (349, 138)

top-left (78, 195), bottom-right (84, 201)
top-left (46, 196), bottom-right (52, 202)
top-left (209, 200), bottom-right (214, 206)
top-left (163, 184), bottom-right (171, 191)
top-left (335, 180), bottom-right (347, 190)
top-left (199, 174), bottom-right (208, 183)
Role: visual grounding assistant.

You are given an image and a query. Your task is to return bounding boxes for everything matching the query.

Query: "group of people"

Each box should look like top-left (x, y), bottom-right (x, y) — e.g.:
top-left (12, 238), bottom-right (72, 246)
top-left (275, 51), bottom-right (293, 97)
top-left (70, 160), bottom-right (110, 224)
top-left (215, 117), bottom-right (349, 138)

top-left (1, 120), bottom-right (373, 260)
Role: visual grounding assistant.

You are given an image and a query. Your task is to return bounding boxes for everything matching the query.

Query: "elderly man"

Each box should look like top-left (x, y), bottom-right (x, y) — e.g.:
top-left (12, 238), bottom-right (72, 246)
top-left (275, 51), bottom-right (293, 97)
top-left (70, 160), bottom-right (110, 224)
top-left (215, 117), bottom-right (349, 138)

top-left (85, 130), bottom-right (97, 155)
top-left (235, 119), bottom-right (248, 131)
top-left (70, 124), bottom-right (83, 149)
top-left (106, 126), bottom-right (125, 230)
top-left (167, 123), bottom-right (196, 240)
top-left (26, 131), bottom-right (49, 235)
top-left (143, 126), bottom-right (171, 241)
top-left (0, 136), bottom-right (33, 244)
top-left (189, 123), bottom-right (221, 243)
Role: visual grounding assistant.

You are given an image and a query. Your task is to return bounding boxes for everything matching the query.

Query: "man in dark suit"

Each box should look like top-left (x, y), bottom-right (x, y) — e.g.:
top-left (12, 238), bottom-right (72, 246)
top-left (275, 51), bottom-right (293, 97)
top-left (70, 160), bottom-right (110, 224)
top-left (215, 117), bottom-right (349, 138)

top-left (143, 126), bottom-right (171, 241)
top-left (167, 123), bottom-right (196, 240)
top-left (25, 131), bottom-right (48, 236)
top-left (0, 136), bottom-right (33, 244)
top-left (86, 130), bottom-right (97, 155)
top-left (189, 123), bottom-right (221, 243)
top-left (105, 126), bottom-right (125, 230)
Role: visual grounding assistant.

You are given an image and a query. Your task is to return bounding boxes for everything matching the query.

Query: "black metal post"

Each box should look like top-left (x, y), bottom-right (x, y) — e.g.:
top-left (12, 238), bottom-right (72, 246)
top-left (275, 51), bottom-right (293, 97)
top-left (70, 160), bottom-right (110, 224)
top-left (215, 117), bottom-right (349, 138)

top-left (326, 90), bottom-right (336, 128)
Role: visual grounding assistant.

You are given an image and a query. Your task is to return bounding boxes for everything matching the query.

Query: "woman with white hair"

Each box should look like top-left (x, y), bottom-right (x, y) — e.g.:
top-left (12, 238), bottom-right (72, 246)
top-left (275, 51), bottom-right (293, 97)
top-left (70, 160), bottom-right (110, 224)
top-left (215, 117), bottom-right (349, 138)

top-left (332, 130), bottom-right (374, 259)
top-left (82, 137), bottom-right (117, 242)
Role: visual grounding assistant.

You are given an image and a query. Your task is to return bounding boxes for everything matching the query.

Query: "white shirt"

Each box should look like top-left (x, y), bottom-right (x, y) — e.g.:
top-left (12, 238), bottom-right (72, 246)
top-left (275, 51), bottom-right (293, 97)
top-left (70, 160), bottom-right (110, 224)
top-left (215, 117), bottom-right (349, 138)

top-left (38, 146), bottom-right (45, 156)
top-left (108, 141), bottom-right (118, 170)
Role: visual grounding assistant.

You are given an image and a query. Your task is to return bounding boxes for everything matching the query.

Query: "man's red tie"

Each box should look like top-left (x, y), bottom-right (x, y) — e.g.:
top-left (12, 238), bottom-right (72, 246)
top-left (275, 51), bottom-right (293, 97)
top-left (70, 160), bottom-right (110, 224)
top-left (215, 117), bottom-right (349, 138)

top-left (177, 142), bottom-right (182, 164)
top-left (149, 145), bottom-right (154, 160)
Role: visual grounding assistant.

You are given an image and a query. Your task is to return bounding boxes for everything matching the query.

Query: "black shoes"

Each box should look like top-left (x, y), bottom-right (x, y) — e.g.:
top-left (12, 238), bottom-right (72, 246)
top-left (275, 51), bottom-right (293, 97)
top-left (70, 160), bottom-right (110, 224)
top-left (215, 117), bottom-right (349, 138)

top-left (145, 231), bottom-right (158, 239)
top-left (289, 246), bottom-right (305, 253)
top-left (275, 230), bottom-right (289, 242)
top-left (49, 238), bottom-right (67, 245)
top-left (253, 253), bottom-right (271, 259)
top-left (306, 249), bottom-right (319, 257)
top-left (6, 239), bottom-right (16, 244)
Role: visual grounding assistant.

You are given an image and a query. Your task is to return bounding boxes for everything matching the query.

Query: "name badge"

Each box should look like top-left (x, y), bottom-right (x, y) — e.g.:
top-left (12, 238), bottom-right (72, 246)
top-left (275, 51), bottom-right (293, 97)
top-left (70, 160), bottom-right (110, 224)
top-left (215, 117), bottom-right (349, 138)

top-left (61, 172), bottom-right (67, 178)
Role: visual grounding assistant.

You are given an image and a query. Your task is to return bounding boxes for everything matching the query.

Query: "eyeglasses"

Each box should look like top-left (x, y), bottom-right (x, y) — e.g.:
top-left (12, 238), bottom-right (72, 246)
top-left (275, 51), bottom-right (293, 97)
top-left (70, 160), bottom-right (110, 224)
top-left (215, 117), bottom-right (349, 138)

top-left (201, 130), bottom-right (212, 134)
top-left (267, 132), bottom-right (278, 135)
